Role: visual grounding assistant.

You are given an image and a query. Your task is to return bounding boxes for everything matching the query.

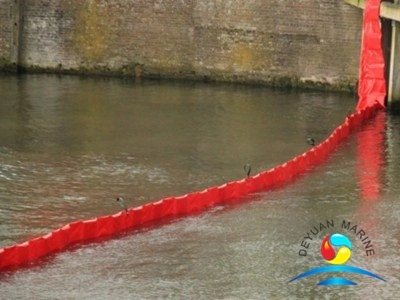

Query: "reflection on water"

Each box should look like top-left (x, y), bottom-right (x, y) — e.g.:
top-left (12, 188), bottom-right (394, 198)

top-left (1, 75), bottom-right (399, 298)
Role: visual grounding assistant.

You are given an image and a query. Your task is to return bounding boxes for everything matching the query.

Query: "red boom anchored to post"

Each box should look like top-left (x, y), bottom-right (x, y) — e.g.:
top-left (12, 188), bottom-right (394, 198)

top-left (357, 0), bottom-right (386, 111)
top-left (0, 0), bottom-right (387, 272)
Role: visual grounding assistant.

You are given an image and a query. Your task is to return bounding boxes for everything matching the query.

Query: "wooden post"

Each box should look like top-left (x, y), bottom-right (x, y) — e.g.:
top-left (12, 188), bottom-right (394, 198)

top-left (388, 1), bottom-right (400, 109)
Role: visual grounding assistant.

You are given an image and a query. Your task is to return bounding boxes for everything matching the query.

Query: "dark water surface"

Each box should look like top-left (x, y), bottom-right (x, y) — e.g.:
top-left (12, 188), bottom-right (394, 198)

top-left (0, 75), bottom-right (399, 299)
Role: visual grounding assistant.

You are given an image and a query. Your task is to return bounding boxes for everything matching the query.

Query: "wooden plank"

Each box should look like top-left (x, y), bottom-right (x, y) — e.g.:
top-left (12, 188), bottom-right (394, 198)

top-left (344, 0), bottom-right (400, 23)
top-left (344, 0), bottom-right (366, 10)
top-left (381, 2), bottom-right (400, 22)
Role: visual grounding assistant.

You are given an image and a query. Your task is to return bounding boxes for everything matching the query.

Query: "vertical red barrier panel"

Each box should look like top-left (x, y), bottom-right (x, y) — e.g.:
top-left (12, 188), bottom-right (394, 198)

top-left (0, 246), bottom-right (21, 269)
top-left (225, 181), bottom-right (246, 202)
top-left (81, 219), bottom-right (99, 240)
top-left (303, 151), bottom-right (314, 170)
top-left (245, 175), bottom-right (259, 194)
top-left (0, 248), bottom-right (7, 269)
top-left (184, 193), bottom-right (194, 213)
top-left (328, 131), bottom-right (339, 151)
top-left (327, 135), bottom-right (336, 152)
top-left (345, 114), bottom-right (353, 129)
top-left (280, 163), bottom-right (291, 181)
top-left (322, 141), bottom-right (330, 158)
top-left (15, 242), bottom-right (29, 267)
top-left (0, 248), bottom-right (5, 269)
top-left (175, 194), bottom-right (190, 215)
top-left (60, 224), bottom-right (74, 247)
top-left (234, 179), bottom-right (248, 198)
top-left (273, 165), bottom-right (286, 185)
top-left (290, 159), bottom-right (300, 177)
top-left (347, 113), bottom-right (362, 129)
top-left (217, 184), bottom-right (228, 202)
top-left (141, 203), bottom-right (155, 224)
top-left (129, 206), bottom-right (144, 228)
top-left (187, 192), bottom-right (202, 213)
top-left (287, 158), bottom-right (299, 177)
top-left (160, 197), bottom-right (177, 218)
top-left (325, 140), bottom-right (333, 156)
top-left (198, 189), bottom-right (211, 210)
top-left (322, 138), bottom-right (332, 154)
top-left (66, 221), bottom-right (83, 244)
top-left (357, 0), bottom-right (386, 110)
top-left (258, 171), bottom-right (268, 189)
top-left (298, 153), bottom-right (308, 171)
top-left (112, 212), bottom-right (130, 231)
top-left (206, 186), bottom-right (220, 206)
top-left (301, 151), bottom-right (313, 171)
top-left (308, 148), bottom-right (318, 165)
top-left (28, 237), bottom-right (48, 262)
top-left (334, 127), bottom-right (342, 143)
top-left (342, 123), bottom-right (350, 137)
top-left (292, 155), bottom-right (302, 171)
top-left (306, 150), bottom-right (317, 169)
top-left (253, 173), bottom-right (264, 190)
top-left (97, 216), bottom-right (117, 237)
top-left (42, 232), bottom-right (56, 254)
top-left (355, 111), bottom-right (363, 124)
top-left (124, 210), bottom-right (136, 229)
top-left (259, 169), bottom-right (276, 189)
top-left (328, 130), bottom-right (339, 146)
top-left (223, 182), bottom-right (238, 204)
top-left (336, 125), bottom-right (347, 142)
top-left (253, 175), bottom-right (263, 192)
top-left (152, 200), bottom-right (164, 220)
top-left (281, 163), bottom-right (292, 182)
top-left (52, 227), bottom-right (70, 251)
top-left (311, 146), bottom-right (321, 163)
top-left (314, 144), bottom-right (326, 162)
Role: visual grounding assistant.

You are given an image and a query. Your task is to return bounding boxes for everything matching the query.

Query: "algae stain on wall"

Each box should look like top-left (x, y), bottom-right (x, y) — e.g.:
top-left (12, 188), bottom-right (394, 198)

top-left (70, 1), bottom-right (111, 63)
top-left (228, 43), bottom-right (266, 73)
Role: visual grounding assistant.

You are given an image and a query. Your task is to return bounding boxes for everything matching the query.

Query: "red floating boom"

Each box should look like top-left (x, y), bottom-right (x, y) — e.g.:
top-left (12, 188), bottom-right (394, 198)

top-left (357, 0), bottom-right (386, 111)
top-left (0, 0), bottom-right (387, 272)
top-left (0, 103), bottom-right (383, 272)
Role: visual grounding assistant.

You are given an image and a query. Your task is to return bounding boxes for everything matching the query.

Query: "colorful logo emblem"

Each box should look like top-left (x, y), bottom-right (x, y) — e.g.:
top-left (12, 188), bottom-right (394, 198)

top-left (289, 233), bottom-right (386, 286)
top-left (321, 234), bottom-right (352, 265)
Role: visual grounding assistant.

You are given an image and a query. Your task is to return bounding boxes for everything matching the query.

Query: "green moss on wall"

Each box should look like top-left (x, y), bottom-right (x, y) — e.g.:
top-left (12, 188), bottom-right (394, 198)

top-left (7, 61), bottom-right (357, 94)
top-left (0, 57), bottom-right (17, 73)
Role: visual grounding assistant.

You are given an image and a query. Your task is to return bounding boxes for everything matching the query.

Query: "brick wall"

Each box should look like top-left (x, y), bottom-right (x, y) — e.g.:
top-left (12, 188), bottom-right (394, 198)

top-left (0, 0), bottom-right (363, 89)
top-left (0, 0), bottom-right (12, 67)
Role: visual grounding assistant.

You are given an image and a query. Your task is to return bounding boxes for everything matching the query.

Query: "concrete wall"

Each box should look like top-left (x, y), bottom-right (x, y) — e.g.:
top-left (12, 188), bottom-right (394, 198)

top-left (0, 0), bottom-right (363, 90)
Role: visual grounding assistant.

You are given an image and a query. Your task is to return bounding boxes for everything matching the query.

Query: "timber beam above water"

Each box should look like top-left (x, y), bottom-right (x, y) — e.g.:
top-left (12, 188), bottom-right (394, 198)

top-left (345, 0), bottom-right (400, 22)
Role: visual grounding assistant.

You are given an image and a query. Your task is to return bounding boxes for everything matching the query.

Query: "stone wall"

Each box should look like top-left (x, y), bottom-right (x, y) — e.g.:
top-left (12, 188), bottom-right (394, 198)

top-left (0, 0), bottom-right (363, 90)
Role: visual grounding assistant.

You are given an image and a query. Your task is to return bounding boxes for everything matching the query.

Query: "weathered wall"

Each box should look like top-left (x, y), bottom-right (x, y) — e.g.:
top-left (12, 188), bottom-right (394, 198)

top-left (0, 0), bottom-right (12, 68)
top-left (0, 0), bottom-right (363, 90)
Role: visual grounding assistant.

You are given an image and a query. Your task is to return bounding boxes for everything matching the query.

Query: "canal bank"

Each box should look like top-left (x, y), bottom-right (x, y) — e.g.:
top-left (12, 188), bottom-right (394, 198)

top-left (0, 0), bottom-right (363, 92)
